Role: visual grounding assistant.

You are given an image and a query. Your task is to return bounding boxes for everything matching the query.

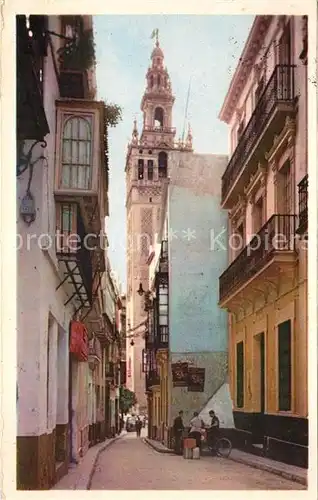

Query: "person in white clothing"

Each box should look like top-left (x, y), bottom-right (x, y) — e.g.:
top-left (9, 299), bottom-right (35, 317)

top-left (188, 411), bottom-right (204, 449)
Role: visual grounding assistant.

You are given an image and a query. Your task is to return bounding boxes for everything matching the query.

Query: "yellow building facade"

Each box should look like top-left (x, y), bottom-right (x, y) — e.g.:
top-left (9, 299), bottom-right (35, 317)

top-left (219, 15), bottom-right (308, 467)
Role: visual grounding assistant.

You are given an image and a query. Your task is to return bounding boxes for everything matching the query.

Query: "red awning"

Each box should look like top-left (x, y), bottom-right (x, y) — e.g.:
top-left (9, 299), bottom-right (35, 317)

top-left (70, 320), bottom-right (88, 361)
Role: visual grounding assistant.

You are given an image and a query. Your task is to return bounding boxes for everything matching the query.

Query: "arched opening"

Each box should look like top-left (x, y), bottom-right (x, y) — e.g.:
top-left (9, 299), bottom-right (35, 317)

top-left (150, 75), bottom-right (154, 88)
top-left (138, 159), bottom-right (144, 180)
top-left (154, 107), bottom-right (164, 128)
top-left (158, 151), bottom-right (167, 178)
top-left (157, 75), bottom-right (161, 87)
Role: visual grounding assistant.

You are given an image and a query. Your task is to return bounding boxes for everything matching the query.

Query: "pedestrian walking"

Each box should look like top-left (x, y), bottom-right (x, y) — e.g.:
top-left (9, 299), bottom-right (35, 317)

top-left (172, 410), bottom-right (184, 455)
top-left (188, 411), bottom-right (204, 449)
top-left (135, 417), bottom-right (142, 437)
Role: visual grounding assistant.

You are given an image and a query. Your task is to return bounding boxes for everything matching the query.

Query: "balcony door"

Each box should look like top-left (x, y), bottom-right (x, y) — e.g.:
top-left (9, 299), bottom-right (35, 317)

top-left (278, 22), bottom-right (292, 100)
top-left (278, 21), bottom-right (291, 65)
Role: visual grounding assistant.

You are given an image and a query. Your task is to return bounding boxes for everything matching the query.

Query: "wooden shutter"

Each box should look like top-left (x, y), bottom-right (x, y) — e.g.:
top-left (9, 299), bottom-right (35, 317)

top-left (278, 320), bottom-right (292, 411)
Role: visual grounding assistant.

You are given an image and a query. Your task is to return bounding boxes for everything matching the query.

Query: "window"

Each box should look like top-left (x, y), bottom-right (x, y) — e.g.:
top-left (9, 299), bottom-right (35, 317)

top-left (278, 320), bottom-right (292, 411)
top-left (158, 151), bottom-right (167, 178)
top-left (57, 203), bottom-right (76, 254)
top-left (236, 341), bottom-right (244, 408)
top-left (142, 349), bottom-right (147, 372)
top-left (138, 159), bottom-right (144, 180)
top-left (280, 161), bottom-right (292, 214)
top-left (154, 107), bottom-right (164, 128)
top-left (147, 160), bottom-right (154, 180)
top-left (61, 116), bottom-right (92, 189)
top-left (279, 21), bottom-right (291, 65)
top-left (234, 223), bottom-right (245, 257)
top-left (158, 283), bottom-right (168, 327)
top-left (237, 121), bottom-right (244, 143)
top-left (150, 75), bottom-right (154, 88)
top-left (255, 77), bottom-right (265, 105)
top-left (253, 197), bottom-right (264, 233)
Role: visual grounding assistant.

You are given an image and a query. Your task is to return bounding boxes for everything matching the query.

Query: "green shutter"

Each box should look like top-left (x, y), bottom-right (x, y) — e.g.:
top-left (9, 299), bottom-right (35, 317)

top-left (236, 341), bottom-right (244, 408)
top-left (278, 320), bottom-right (292, 411)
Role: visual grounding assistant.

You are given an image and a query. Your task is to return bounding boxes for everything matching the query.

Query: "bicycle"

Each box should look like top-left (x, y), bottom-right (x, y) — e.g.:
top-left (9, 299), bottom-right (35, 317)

top-left (208, 436), bottom-right (232, 458)
top-left (203, 429), bottom-right (232, 458)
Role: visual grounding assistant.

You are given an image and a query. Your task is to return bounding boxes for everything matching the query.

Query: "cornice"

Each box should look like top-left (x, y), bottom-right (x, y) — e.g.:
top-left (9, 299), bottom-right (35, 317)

top-left (219, 16), bottom-right (273, 124)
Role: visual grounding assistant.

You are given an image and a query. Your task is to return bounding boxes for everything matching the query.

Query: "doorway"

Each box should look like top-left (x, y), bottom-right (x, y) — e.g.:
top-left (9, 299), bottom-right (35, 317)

top-left (253, 332), bottom-right (265, 413)
top-left (259, 333), bottom-right (265, 413)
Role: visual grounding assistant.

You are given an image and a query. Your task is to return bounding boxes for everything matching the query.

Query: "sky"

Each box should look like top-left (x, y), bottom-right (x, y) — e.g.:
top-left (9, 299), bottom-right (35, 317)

top-left (93, 15), bottom-right (255, 287)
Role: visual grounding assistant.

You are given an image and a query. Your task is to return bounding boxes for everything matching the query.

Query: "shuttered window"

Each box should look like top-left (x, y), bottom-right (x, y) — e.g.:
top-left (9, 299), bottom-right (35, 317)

top-left (278, 320), bottom-right (292, 411)
top-left (236, 341), bottom-right (244, 408)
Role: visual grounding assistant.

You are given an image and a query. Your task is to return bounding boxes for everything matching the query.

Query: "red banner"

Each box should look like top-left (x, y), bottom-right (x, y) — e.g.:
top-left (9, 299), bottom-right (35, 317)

top-left (70, 320), bottom-right (88, 361)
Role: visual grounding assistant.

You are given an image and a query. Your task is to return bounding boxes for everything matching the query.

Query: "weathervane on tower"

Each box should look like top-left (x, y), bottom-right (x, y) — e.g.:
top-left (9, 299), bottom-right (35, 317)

top-left (150, 28), bottom-right (159, 44)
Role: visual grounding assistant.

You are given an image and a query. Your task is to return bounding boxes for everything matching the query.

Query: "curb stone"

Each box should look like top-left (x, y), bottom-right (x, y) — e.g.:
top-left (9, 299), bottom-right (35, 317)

top-left (227, 455), bottom-right (307, 487)
top-left (87, 434), bottom-right (125, 489)
top-left (143, 438), bottom-right (306, 487)
top-left (143, 437), bottom-right (174, 454)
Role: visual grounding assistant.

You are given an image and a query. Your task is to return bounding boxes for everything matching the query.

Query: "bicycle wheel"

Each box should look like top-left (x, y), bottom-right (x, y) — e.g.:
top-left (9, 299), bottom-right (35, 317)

top-left (216, 437), bottom-right (232, 458)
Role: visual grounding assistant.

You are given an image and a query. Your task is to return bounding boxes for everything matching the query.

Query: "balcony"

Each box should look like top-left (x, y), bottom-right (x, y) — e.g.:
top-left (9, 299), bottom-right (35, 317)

top-left (296, 175), bottom-right (308, 236)
top-left (56, 203), bottom-right (93, 315)
top-left (105, 361), bottom-right (114, 379)
top-left (156, 326), bottom-right (169, 349)
top-left (146, 369), bottom-right (160, 391)
top-left (17, 15), bottom-right (49, 141)
top-left (222, 65), bottom-right (296, 208)
top-left (54, 100), bottom-right (108, 234)
top-left (88, 336), bottom-right (102, 369)
top-left (219, 215), bottom-right (297, 308)
top-left (59, 70), bottom-right (89, 99)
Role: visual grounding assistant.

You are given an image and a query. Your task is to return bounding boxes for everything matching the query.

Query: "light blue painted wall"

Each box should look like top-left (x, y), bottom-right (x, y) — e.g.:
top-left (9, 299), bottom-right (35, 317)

top-left (168, 183), bottom-right (228, 353)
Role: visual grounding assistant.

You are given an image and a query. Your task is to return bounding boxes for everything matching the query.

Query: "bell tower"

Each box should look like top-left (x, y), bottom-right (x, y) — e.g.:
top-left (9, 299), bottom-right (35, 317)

top-left (125, 34), bottom-right (193, 411)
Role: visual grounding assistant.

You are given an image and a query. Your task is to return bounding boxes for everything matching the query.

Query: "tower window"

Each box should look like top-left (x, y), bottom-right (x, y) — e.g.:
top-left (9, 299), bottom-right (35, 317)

top-left (150, 75), bottom-right (154, 88)
top-left (147, 160), bottom-right (154, 181)
top-left (158, 75), bottom-right (161, 86)
top-left (139, 149), bottom-right (143, 154)
top-left (158, 151), bottom-right (167, 178)
top-left (138, 159), bottom-right (144, 180)
top-left (154, 107), bottom-right (164, 128)
top-left (148, 150), bottom-right (152, 155)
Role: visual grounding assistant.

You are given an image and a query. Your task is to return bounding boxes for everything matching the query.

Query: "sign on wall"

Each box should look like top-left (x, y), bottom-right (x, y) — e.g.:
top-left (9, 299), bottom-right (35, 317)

top-left (187, 367), bottom-right (205, 392)
top-left (172, 362), bottom-right (188, 387)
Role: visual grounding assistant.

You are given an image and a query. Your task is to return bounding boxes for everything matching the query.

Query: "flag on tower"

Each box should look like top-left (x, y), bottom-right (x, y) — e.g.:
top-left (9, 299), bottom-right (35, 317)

top-left (150, 28), bottom-right (159, 40)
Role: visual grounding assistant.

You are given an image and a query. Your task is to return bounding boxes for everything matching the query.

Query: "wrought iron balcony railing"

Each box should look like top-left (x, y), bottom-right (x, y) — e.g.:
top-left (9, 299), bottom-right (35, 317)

top-left (219, 214), bottom-right (297, 301)
top-left (222, 65), bottom-right (296, 203)
top-left (297, 174), bottom-right (308, 235)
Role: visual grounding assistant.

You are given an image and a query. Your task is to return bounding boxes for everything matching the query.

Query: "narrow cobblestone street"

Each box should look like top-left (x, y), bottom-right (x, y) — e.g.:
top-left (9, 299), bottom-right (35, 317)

top-left (90, 431), bottom-right (305, 490)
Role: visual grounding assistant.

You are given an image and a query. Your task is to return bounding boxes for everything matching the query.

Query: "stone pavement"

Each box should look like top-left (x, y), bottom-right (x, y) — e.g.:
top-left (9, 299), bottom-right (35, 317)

top-left (144, 437), bottom-right (307, 487)
top-left (90, 431), bottom-right (305, 490)
top-left (53, 432), bottom-right (126, 490)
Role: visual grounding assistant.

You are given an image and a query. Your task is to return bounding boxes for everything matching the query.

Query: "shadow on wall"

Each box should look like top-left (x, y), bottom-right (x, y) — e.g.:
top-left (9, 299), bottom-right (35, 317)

top-left (199, 382), bottom-right (235, 428)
